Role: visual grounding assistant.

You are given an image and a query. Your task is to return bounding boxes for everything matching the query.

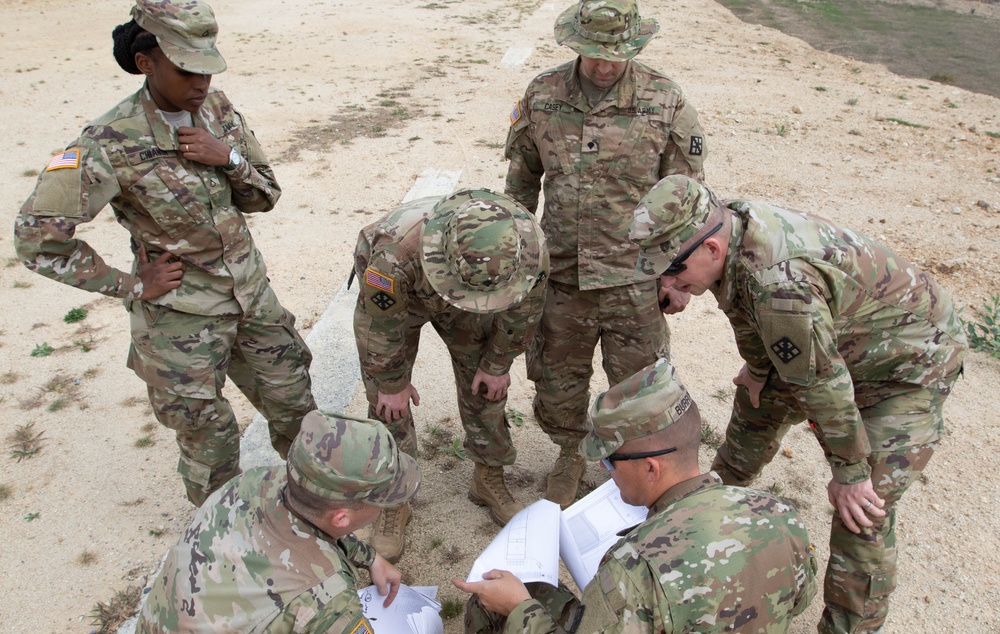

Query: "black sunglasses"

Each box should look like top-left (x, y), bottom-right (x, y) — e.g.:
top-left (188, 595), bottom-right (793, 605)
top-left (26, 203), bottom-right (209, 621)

top-left (662, 222), bottom-right (724, 276)
top-left (601, 446), bottom-right (677, 471)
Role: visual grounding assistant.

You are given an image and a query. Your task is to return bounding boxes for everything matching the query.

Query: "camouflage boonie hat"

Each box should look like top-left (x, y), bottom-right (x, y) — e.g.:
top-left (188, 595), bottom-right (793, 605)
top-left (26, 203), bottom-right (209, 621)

top-left (554, 0), bottom-right (660, 62)
top-left (630, 174), bottom-right (719, 281)
top-left (580, 358), bottom-right (693, 460)
top-left (132, 0), bottom-right (227, 74)
top-left (287, 411), bottom-right (420, 508)
top-left (421, 189), bottom-right (547, 314)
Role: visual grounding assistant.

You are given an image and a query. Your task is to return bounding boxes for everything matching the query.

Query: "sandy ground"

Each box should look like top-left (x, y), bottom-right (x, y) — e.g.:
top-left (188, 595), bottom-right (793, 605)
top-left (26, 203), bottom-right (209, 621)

top-left (0, 0), bottom-right (998, 632)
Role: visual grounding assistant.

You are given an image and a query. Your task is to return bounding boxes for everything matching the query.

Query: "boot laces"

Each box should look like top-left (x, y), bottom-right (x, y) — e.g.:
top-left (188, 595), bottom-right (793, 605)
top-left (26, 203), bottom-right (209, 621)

top-left (378, 507), bottom-right (400, 535)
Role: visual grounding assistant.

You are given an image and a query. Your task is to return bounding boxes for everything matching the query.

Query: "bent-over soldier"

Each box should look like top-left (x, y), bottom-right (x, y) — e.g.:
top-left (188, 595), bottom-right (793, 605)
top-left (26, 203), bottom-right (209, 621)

top-left (631, 175), bottom-right (967, 633)
top-left (353, 189), bottom-right (548, 561)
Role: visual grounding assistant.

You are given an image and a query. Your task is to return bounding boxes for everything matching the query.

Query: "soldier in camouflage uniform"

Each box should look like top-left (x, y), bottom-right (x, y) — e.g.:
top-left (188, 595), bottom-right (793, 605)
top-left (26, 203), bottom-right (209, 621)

top-left (353, 189), bottom-right (548, 561)
top-left (454, 358), bottom-right (817, 633)
top-left (630, 175), bottom-right (968, 634)
top-left (136, 410), bottom-right (420, 634)
top-left (13, 0), bottom-right (315, 506)
top-left (504, 0), bottom-right (707, 508)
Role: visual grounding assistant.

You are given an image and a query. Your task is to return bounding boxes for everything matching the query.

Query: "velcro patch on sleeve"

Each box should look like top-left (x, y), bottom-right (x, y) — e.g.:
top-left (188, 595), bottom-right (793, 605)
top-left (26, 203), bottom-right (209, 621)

top-left (45, 148), bottom-right (82, 171)
top-left (760, 309), bottom-right (814, 385)
top-left (32, 146), bottom-right (88, 217)
top-left (365, 268), bottom-right (394, 294)
top-left (347, 616), bottom-right (374, 634)
top-left (510, 99), bottom-right (522, 126)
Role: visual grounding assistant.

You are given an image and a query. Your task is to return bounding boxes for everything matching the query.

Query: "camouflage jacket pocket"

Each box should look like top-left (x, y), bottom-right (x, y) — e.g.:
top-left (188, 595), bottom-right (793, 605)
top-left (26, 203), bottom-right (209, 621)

top-left (615, 117), bottom-right (668, 186)
top-left (129, 161), bottom-right (210, 239)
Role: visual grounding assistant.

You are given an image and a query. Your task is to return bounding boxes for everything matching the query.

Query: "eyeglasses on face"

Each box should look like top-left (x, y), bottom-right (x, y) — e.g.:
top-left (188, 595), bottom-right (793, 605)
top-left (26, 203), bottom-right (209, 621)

top-left (661, 222), bottom-right (724, 276)
top-left (601, 446), bottom-right (677, 471)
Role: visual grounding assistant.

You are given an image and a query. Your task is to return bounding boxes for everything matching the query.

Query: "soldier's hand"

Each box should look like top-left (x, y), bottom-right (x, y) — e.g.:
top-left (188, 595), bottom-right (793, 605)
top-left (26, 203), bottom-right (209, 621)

top-left (376, 384), bottom-right (420, 422)
top-left (827, 477), bottom-right (886, 534)
top-left (452, 569), bottom-right (531, 616)
top-left (472, 369), bottom-right (510, 402)
top-left (659, 284), bottom-right (691, 315)
top-left (137, 245), bottom-right (184, 300)
top-left (732, 364), bottom-right (765, 408)
top-left (177, 126), bottom-right (233, 167)
top-left (369, 553), bottom-right (402, 608)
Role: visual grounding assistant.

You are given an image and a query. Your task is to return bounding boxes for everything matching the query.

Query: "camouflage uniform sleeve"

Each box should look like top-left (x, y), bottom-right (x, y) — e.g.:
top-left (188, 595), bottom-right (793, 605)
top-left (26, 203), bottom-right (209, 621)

top-left (355, 255), bottom-right (416, 395)
top-left (265, 577), bottom-right (374, 634)
top-left (728, 311), bottom-right (773, 383)
top-left (13, 137), bottom-right (144, 299)
top-left (504, 598), bottom-right (572, 634)
top-left (572, 555), bottom-right (667, 633)
top-left (479, 276), bottom-right (546, 376)
top-left (659, 97), bottom-right (706, 183)
top-left (503, 95), bottom-right (544, 214)
top-left (223, 109), bottom-right (281, 214)
top-left (339, 533), bottom-right (377, 569)
top-left (753, 275), bottom-right (872, 484)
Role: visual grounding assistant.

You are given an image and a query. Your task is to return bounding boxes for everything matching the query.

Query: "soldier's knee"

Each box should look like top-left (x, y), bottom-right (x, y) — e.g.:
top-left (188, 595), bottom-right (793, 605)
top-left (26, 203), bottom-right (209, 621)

top-left (711, 447), bottom-right (756, 486)
top-left (152, 393), bottom-right (227, 432)
top-left (822, 567), bottom-right (895, 633)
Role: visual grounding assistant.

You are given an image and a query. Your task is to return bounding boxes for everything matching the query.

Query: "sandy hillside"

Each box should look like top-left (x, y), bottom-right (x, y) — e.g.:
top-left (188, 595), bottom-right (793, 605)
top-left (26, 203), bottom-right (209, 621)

top-left (0, 0), bottom-right (998, 632)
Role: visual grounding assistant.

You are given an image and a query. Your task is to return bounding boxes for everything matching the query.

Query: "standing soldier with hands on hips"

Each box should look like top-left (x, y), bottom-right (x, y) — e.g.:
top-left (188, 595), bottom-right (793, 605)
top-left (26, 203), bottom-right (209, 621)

top-left (504, 0), bottom-right (708, 508)
top-left (14, 0), bottom-right (316, 505)
top-left (353, 189), bottom-right (548, 562)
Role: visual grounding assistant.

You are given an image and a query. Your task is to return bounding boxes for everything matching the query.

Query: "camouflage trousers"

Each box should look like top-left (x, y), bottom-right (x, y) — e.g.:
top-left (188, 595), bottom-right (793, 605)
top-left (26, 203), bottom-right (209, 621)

top-left (355, 307), bottom-right (516, 466)
top-left (127, 285), bottom-right (316, 506)
top-left (463, 582), bottom-right (582, 634)
top-left (711, 370), bottom-right (960, 634)
top-left (527, 280), bottom-right (669, 447)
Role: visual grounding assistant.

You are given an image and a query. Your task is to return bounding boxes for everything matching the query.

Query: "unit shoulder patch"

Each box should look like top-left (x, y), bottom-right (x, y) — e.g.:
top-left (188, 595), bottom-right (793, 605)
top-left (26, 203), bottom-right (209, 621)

top-left (770, 336), bottom-right (802, 363)
top-left (760, 308), bottom-right (814, 385)
top-left (689, 135), bottom-right (703, 156)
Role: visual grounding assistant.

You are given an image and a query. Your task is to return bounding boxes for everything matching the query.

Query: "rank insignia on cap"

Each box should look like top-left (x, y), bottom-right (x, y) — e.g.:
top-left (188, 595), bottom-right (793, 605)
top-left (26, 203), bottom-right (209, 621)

top-left (365, 268), bottom-right (394, 294)
top-left (510, 100), bottom-right (522, 126)
top-left (45, 148), bottom-right (81, 171)
top-left (770, 336), bottom-right (802, 363)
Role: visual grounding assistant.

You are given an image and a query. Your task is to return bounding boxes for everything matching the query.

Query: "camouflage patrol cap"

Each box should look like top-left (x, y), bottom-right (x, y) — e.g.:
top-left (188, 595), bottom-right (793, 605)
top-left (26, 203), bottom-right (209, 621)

top-left (554, 0), bottom-right (660, 62)
top-left (421, 189), bottom-right (548, 314)
top-left (580, 358), bottom-right (693, 460)
top-left (630, 174), bottom-right (720, 281)
top-left (132, 0), bottom-right (227, 75)
top-left (287, 411), bottom-right (420, 508)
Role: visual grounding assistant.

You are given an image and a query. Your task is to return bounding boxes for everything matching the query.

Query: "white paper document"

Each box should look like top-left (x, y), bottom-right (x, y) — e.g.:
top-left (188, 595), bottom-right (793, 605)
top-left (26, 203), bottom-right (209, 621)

top-left (357, 584), bottom-right (443, 634)
top-left (466, 479), bottom-right (647, 592)
top-left (559, 479), bottom-right (649, 590)
top-left (466, 499), bottom-right (562, 587)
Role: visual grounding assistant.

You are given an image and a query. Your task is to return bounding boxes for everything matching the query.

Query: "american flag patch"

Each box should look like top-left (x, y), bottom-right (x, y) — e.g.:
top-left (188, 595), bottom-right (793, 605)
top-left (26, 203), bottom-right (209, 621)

top-left (510, 100), bottom-right (522, 125)
top-left (46, 149), bottom-right (81, 171)
top-left (365, 268), bottom-right (393, 293)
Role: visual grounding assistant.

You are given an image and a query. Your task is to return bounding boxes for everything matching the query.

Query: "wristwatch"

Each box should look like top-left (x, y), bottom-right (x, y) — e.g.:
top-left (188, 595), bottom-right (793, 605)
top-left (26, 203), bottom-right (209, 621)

top-left (225, 147), bottom-right (243, 170)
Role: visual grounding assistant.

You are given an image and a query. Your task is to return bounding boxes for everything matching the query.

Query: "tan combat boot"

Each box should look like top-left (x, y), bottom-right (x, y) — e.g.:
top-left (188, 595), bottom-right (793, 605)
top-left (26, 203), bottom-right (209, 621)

top-left (545, 445), bottom-right (586, 510)
top-left (468, 463), bottom-right (525, 526)
top-left (369, 502), bottom-right (411, 563)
